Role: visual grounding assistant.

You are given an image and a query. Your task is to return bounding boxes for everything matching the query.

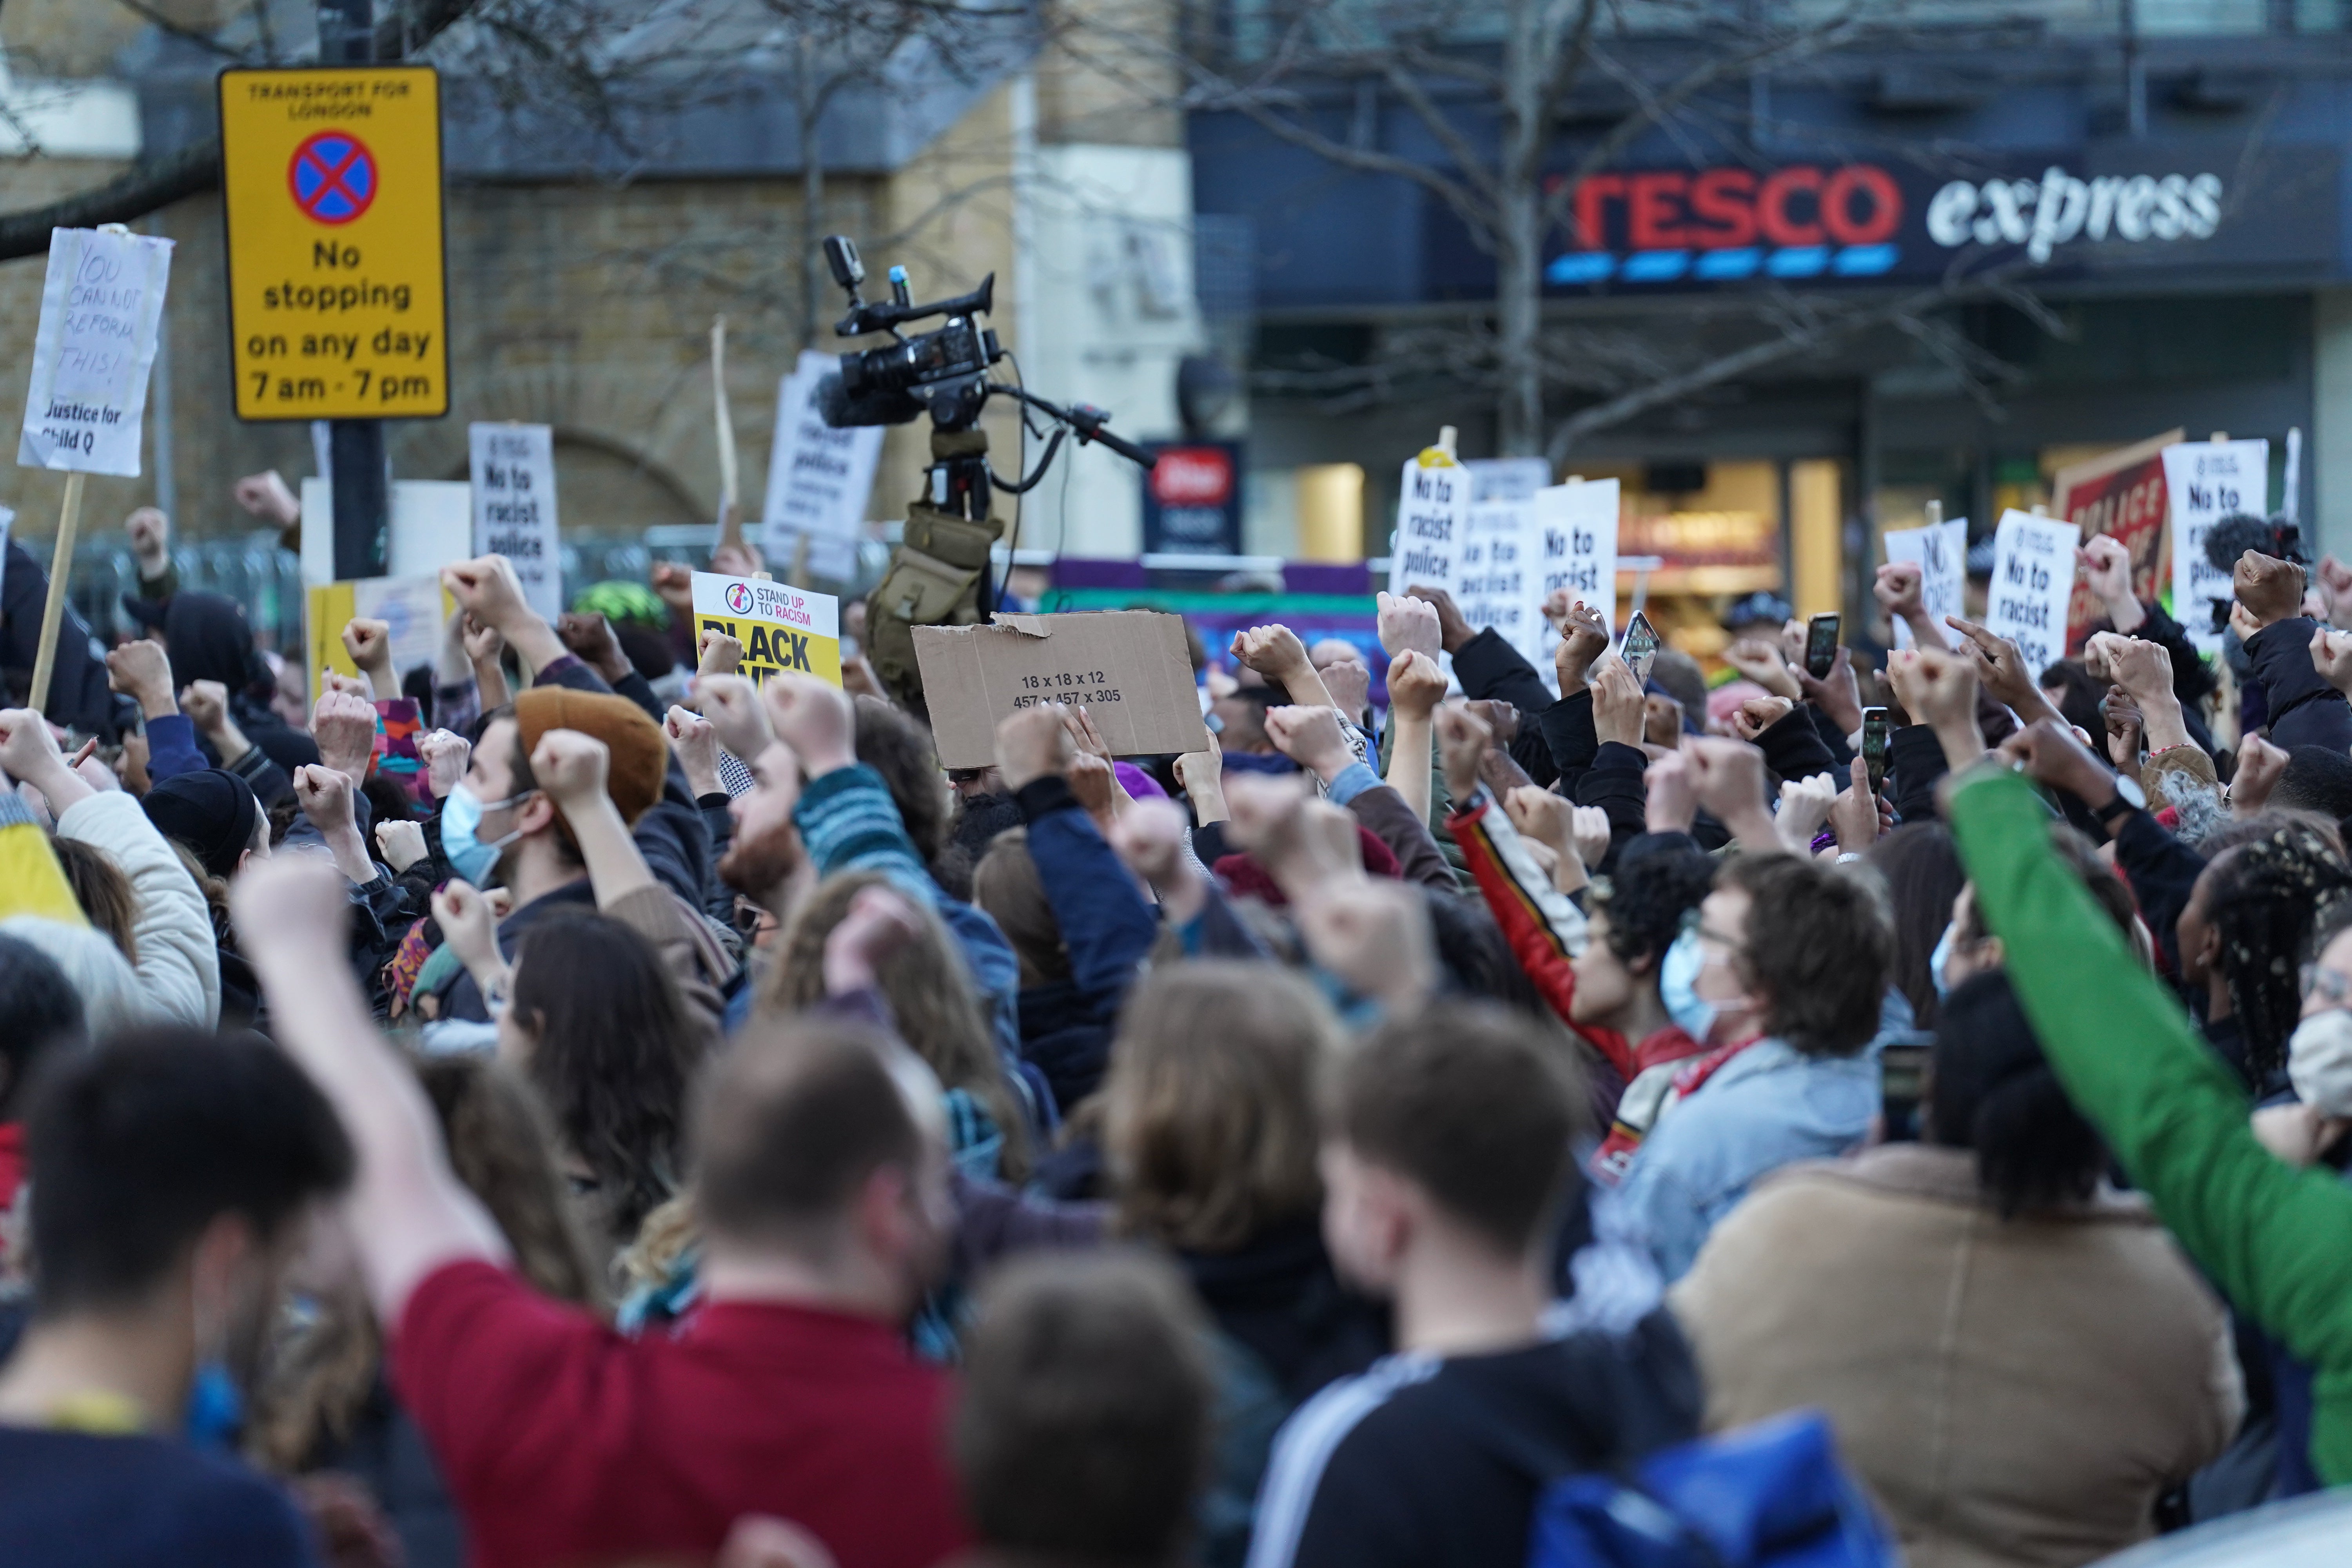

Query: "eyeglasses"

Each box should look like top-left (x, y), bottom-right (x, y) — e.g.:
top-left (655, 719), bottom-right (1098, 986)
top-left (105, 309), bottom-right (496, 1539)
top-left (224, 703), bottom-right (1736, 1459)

top-left (733, 897), bottom-right (777, 942)
top-left (1695, 921), bottom-right (1745, 956)
top-left (2306, 964), bottom-right (2352, 1009)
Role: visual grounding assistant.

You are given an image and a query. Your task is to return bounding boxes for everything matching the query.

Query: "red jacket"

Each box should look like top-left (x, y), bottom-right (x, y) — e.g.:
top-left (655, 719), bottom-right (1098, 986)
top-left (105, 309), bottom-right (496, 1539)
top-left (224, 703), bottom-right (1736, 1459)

top-left (1447, 799), bottom-right (1708, 1180)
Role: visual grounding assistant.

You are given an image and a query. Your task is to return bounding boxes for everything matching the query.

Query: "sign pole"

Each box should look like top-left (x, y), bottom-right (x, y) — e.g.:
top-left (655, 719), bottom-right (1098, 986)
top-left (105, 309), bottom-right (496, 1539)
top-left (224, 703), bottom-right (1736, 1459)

top-left (27, 472), bottom-right (87, 712)
top-left (713, 316), bottom-right (743, 553)
top-left (17, 220), bottom-right (171, 717)
top-left (319, 0), bottom-right (388, 580)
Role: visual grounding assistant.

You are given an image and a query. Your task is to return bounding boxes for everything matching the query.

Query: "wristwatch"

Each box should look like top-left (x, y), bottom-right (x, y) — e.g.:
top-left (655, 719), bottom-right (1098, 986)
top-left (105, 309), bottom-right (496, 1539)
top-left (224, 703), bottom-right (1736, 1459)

top-left (2093, 774), bottom-right (2147, 826)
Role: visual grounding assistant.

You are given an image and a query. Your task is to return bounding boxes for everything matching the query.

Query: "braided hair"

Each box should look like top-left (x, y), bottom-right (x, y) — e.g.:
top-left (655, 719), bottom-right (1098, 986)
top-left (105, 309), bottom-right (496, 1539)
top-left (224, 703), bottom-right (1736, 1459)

top-left (2207, 820), bottom-right (2352, 1081)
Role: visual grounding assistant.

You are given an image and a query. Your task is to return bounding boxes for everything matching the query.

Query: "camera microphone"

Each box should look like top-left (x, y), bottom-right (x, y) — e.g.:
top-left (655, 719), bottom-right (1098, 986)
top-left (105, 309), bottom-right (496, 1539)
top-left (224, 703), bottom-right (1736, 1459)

top-left (815, 370), bottom-right (924, 431)
top-left (2202, 512), bottom-right (2304, 573)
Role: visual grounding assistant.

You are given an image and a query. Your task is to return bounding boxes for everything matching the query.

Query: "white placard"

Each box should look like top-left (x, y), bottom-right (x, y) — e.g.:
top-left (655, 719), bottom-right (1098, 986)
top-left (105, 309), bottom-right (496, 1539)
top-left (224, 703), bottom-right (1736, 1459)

top-left (470, 423), bottom-right (562, 622)
top-left (762, 350), bottom-right (883, 582)
top-left (1458, 458), bottom-right (1550, 668)
top-left (1882, 516), bottom-right (1969, 651)
top-left (354, 573), bottom-right (448, 682)
top-left (1533, 479), bottom-right (1621, 681)
top-left (2163, 437), bottom-right (2269, 653)
top-left (387, 481), bottom-right (472, 581)
top-left (1987, 510), bottom-right (2081, 679)
top-left (18, 227), bottom-right (173, 476)
top-left (1390, 454), bottom-right (1468, 595)
top-left (302, 478), bottom-right (475, 588)
top-left (0, 504), bottom-right (12, 601)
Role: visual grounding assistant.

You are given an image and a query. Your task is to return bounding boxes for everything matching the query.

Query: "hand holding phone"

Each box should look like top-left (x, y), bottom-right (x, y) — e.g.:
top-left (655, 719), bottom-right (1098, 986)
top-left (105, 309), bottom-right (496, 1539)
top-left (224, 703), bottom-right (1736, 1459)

top-left (1861, 706), bottom-right (1889, 795)
top-left (1804, 613), bottom-right (1841, 680)
top-left (1619, 611), bottom-right (1660, 688)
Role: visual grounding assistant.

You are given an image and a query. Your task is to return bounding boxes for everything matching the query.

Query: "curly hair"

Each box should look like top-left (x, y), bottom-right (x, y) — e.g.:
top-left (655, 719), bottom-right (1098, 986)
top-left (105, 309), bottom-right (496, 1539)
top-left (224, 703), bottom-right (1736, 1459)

top-left (2207, 820), bottom-right (2352, 1081)
top-left (760, 870), bottom-right (1031, 1181)
top-left (1594, 839), bottom-right (1719, 970)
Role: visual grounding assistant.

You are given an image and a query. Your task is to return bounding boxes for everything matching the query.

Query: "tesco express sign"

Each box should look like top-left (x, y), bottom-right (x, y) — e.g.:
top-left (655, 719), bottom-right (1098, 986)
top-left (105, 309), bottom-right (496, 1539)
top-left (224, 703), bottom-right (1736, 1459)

top-left (1926, 165), bottom-right (2225, 263)
top-left (1539, 158), bottom-right (2232, 289)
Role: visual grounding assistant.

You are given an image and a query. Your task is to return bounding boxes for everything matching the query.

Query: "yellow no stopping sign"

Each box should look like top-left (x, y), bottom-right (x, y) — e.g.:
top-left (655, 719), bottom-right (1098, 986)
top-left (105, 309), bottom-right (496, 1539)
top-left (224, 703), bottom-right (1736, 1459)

top-left (220, 65), bottom-right (448, 421)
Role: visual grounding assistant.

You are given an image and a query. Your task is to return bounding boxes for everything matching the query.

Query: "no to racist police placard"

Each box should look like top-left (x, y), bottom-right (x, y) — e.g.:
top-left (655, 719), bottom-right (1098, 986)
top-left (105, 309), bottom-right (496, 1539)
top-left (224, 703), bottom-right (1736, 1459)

top-left (1987, 510), bottom-right (2081, 678)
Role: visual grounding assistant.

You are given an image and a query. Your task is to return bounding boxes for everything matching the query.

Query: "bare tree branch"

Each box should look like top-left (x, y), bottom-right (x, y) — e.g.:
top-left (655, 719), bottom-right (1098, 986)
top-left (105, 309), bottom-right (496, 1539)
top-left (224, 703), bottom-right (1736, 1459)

top-left (0, 0), bottom-right (488, 263)
top-left (1532, 0), bottom-right (1601, 138)
top-left (1541, 271), bottom-right (2029, 463)
top-left (111, 0), bottom-right (250, 62)
top-left (1378, 59), bottom-right (1506, 211)
top-left (1191, 75), bottom-right (1497, 243)
top-left (1537, 10), bottom-right (1865, 240)
top-left (0, 142), bottom-right (221, 259)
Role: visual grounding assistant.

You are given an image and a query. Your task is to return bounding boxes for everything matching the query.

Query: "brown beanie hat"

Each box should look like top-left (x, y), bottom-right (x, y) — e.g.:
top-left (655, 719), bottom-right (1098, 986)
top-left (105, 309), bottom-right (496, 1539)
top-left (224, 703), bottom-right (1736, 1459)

top-left (512, 687), bottom-right (667, 828)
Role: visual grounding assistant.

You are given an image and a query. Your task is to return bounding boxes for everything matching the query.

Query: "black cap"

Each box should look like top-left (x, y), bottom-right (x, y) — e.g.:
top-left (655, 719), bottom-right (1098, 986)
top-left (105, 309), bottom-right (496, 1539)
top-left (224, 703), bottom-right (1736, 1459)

top-left (119, 592), bottom-right (170, 633)
top-left (1722, 591), bottom-right (1793, 632)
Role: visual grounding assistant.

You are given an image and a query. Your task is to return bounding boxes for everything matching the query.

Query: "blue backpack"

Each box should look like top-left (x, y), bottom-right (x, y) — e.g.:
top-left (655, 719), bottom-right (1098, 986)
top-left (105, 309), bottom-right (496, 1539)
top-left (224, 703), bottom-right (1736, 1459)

top-left (1525, 1410), bottom-right (1898, 1568)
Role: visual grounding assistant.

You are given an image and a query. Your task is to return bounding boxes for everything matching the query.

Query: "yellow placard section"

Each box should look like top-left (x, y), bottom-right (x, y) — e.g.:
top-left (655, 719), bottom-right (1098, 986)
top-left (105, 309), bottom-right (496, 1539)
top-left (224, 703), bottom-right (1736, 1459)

top-left (306, 581), bottom-right (358, 686)
top-left (306, 578), bottom-right (456, 687)
top-left (693, 612), bottom-right (845, 688)
top-left (220, 65), bottom-right (448, 421)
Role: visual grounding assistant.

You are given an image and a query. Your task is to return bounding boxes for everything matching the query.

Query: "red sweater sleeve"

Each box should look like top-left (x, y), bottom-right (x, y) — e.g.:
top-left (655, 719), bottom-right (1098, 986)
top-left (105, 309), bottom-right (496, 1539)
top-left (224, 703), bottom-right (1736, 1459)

top-left (1447, 799), bottom-right (1637, 1083)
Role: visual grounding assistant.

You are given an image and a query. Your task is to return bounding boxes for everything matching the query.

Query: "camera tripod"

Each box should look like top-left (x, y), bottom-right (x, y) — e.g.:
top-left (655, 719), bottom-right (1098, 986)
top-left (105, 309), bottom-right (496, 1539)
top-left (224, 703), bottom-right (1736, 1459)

top-left (867, 384), bottom-right (1155, 708)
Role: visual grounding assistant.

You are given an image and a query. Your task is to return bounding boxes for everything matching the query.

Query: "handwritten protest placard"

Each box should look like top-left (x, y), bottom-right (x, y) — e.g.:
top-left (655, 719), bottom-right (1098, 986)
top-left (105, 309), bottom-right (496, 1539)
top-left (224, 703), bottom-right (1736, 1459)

top-left (18, 227), bottom-right (173, 477)
top-left (762, 350), bottom-right (882, 581)
top-left (1987, 510), bottom-right (2081, 679)
top-left (2163, 437), bottom-right (2269, 653)
top-left (470, 424), bottom-right (562, 621)
top-left (1883, 515), bottom-right (1967, 651)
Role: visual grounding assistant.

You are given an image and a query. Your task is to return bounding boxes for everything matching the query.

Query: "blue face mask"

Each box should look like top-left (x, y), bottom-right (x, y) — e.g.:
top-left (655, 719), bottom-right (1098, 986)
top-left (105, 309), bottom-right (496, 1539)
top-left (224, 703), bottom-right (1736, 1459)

top-left (1929, 920), bottom-right (1959, 1003)
top-left (183, 1361), bottom-right (242, 1450)
top-left (440, 783), bottom-right (532, 887)
top-left (1660, 925), bottom-right (1717, 1044)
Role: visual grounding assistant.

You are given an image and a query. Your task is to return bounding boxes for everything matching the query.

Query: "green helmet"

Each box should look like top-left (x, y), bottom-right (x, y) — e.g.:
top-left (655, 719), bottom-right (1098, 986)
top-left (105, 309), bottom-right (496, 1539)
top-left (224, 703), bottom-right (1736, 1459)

top-left (571, 579), bottom-right (670, 630)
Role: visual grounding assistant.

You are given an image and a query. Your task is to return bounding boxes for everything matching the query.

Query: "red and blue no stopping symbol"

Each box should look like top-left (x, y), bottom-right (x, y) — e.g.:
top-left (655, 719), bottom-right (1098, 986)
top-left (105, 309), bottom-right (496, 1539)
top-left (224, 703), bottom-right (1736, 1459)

top-left (289, 131), bottom-right (377, 224)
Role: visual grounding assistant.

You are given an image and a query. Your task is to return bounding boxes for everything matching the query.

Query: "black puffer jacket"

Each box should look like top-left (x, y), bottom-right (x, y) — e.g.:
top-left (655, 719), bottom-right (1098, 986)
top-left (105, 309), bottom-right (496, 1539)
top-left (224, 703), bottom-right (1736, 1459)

top-left (1015, 975), bottom-right (1117, 1115)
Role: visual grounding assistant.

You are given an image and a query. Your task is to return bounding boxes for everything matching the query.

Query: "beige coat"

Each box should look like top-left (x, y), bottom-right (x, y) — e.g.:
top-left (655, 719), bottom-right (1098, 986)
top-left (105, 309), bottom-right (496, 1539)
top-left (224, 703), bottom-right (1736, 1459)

top-left (1669, 1143), bottom-right (2243, 1568)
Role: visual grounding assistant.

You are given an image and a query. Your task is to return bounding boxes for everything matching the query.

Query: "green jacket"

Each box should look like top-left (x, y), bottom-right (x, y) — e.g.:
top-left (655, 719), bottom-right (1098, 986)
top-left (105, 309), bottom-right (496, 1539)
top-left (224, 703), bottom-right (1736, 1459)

top-left (1949, 766), bottom-right (2352, 1484)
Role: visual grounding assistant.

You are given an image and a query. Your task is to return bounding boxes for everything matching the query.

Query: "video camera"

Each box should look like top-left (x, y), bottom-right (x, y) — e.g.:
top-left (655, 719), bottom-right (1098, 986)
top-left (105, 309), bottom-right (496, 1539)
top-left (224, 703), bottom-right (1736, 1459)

top-left (818, 233), bottom-right (1156, 712)
top-left (815, 235), bottom-right (1003, 432)
top-left (813, 235), bottom-right (1154, 468)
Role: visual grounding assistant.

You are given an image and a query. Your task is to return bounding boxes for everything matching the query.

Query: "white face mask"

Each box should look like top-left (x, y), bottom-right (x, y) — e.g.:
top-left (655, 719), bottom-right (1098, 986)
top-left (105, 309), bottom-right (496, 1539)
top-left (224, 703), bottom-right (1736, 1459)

top-left (2288, 1008), bottom-right (2352, 1117)
top-left (1660, 926), bottom-right (1716, 1043)
top-left (1930, 921), bottom-right (1959, 1002)
top-left (1661, 925), bottom-right (1754, 1047)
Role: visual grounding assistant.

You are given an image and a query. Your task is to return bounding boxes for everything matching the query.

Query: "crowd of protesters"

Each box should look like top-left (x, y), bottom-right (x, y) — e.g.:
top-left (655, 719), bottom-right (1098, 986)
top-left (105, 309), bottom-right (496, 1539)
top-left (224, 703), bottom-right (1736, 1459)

top-left (9, 484), bottom-right (2352, 1568)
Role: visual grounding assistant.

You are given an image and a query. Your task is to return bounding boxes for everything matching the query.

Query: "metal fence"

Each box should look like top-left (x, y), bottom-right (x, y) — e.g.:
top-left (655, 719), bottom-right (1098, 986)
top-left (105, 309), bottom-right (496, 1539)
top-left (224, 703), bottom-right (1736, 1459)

top-left (57, 534), bottom-right (310, 652)
top-left (51, 526), bottom-right (893, 655)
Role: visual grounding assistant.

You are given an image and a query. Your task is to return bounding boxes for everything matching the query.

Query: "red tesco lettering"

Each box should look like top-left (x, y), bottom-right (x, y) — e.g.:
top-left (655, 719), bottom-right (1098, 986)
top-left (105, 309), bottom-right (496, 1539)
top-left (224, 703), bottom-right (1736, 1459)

top-left (1557, 162), bottom-right (1902, 252)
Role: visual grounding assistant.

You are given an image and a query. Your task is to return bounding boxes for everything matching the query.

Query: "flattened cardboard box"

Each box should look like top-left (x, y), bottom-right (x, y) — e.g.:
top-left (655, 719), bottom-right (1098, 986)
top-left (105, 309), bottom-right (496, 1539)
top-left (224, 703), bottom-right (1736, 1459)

top-left (914, 610), bottom-right (1211, 769)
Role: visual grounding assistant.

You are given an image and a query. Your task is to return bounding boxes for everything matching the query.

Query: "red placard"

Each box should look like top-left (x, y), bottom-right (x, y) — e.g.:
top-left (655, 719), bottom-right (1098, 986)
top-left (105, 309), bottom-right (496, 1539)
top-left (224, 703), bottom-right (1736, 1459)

top-left (2053, 429), bottom-right (2183, 653)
